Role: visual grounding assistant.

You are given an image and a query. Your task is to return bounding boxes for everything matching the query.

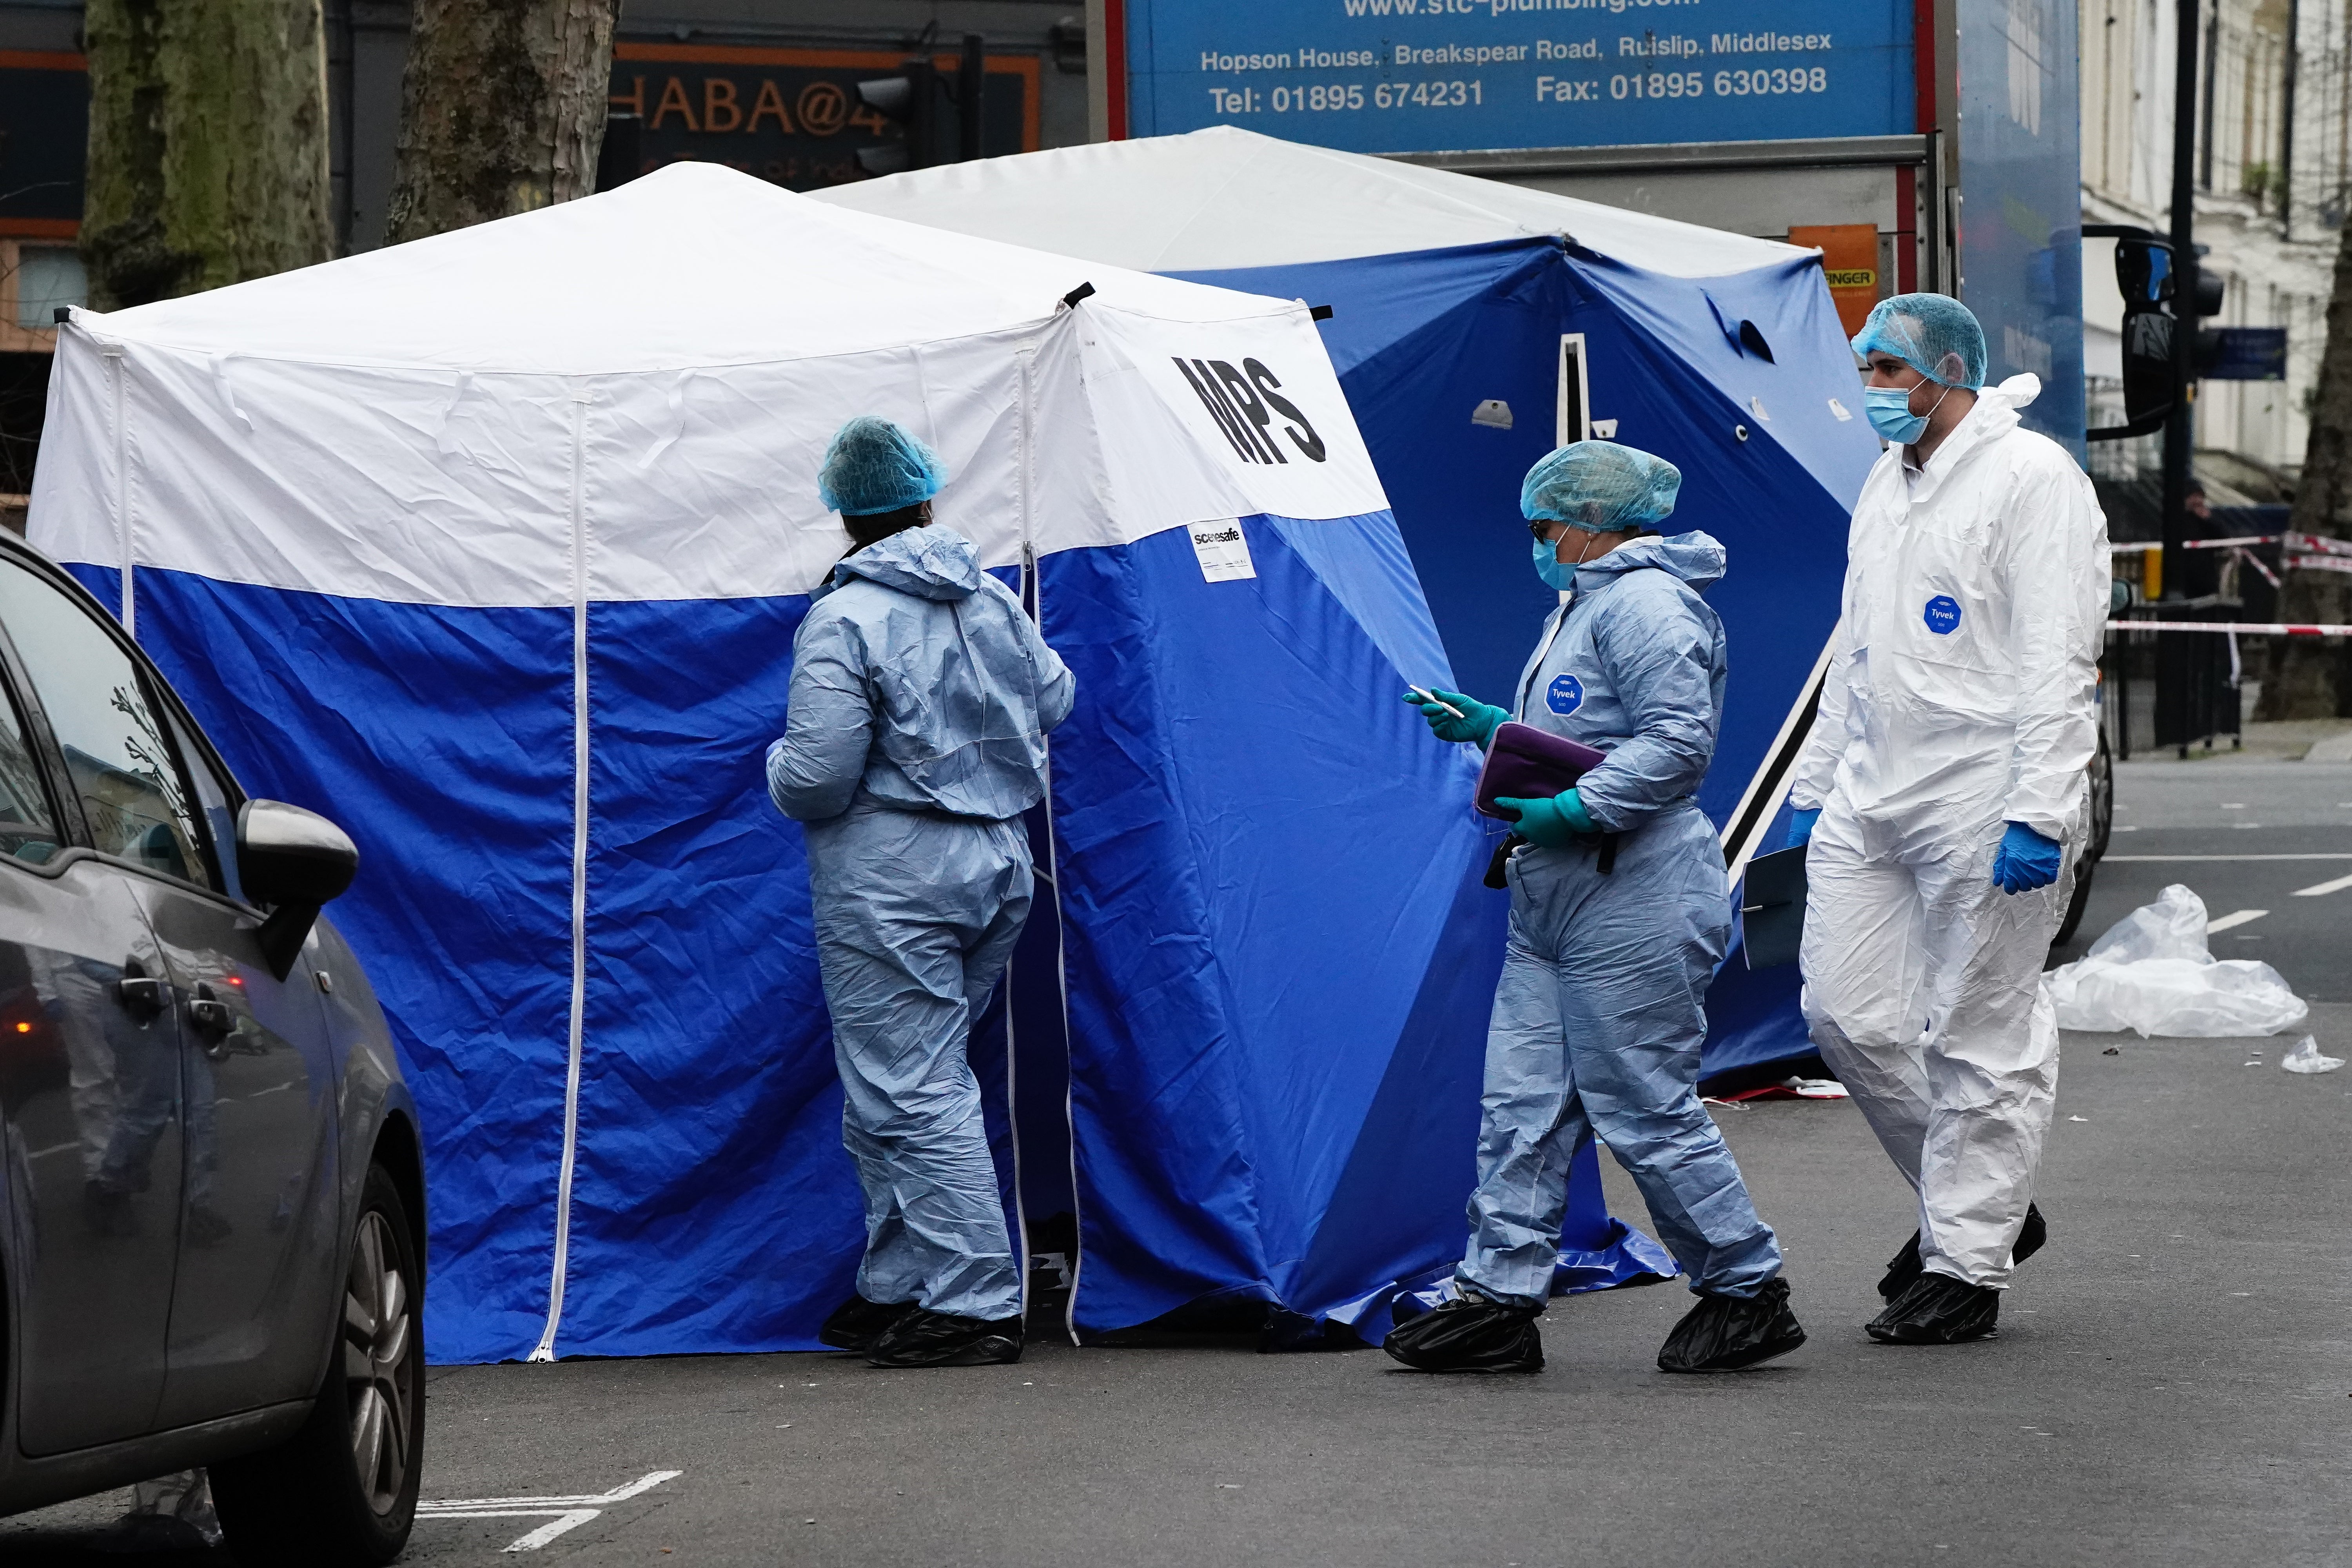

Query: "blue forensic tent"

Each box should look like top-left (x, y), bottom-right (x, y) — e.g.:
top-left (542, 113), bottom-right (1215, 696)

top-left (824, 127), bottom-right (1883, 1078)
top-left (28, 162), bottom-right (1668, 1361)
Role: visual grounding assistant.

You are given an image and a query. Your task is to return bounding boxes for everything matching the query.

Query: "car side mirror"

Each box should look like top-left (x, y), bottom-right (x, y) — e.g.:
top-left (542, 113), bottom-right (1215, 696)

top-left (236, 800), bottom-right (358, 979)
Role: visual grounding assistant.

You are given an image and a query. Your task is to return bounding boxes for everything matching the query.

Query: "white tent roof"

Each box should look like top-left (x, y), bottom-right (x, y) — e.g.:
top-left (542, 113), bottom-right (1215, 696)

top-left (812, 126), bottom-right (1804, 279)
top-left (65, 159), bottom-right (1290, 374)
top-left (36, 162), bottom-right (1387, 608)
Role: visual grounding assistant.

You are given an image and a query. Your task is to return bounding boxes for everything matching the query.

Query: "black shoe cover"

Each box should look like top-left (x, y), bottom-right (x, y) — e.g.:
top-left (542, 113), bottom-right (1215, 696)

top-left (1877, 1232), bottom-right (1925, 1301)
top-left (1381, 1292), bottom-right (1544, 1373)
top-left (866, 1307), bottom-right (1023, 1368)
top-left (1865, 1271), bottom-right (2000, 1344)
top-left (2013, 1201), bottom-right (2048, 1264)
top-left (818, 1293), bottom-right (915, 1352)
top-left (1878, 1202), bottom-right (2046, 1300)
top-left (1657, 1278), bottom-right (1806, 1373)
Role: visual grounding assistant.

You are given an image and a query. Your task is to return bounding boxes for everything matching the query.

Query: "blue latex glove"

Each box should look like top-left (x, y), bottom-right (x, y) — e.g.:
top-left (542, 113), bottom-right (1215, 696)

top-left (1402, 688), bottom-right (1508, 748)
top-left (1495, 789), bottom-right (1598, 850)
top-left (1992, 821), bottom-right (2063, 894)
top-left (1784, 808), bottom-right (1821, 849)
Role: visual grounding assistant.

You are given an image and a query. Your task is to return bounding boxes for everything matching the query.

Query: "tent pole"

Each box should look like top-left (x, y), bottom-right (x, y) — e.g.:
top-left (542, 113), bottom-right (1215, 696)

top-left (1717, 628), bottom-right (1839, 885)
top-left (1001, 352), bottom-right (1036, 1334)
top-left (1003, 944), bottom-right (1031, 1328)
top-left (1048, 755), bottom-right (1080, 1348)
top-left (107, 344), bottom-right (131, 635)
top-left (1018, 337), bottom-right (1085, 1347)
top-left (532, 388), bottom-right (593, 1364)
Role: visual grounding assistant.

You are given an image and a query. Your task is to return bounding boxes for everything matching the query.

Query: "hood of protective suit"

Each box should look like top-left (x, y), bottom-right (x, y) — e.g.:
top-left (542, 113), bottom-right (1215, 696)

top-left (1906, 375), bottom-right (2038, 501)
top-left (833, 523), bottom-right (982, 601)
top-left (773, 519), bottom-right (1075, 823)
top-left (1577, 530), bottom-right (1726, 594)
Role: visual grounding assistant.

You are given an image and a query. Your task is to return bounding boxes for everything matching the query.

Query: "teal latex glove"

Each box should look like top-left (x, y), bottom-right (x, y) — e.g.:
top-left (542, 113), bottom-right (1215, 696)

top-left (1402, 688), bottom-right (1508, 748)
top-left (1784, 808), bottom-right (1821, 849)
top-left (1494, 789), bottom-right (1598, 849)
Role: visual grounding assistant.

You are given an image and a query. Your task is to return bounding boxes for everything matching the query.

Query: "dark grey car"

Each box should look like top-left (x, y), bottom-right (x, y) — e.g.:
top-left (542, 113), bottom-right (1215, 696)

top-left (0, 535), bottom-right (425, 1564)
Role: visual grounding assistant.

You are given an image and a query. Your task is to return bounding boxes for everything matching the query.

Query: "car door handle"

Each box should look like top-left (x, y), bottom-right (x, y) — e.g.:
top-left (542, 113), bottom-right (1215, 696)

top-left (118, 960), bottom-right (169, 1019)
top-left (187, 983), bottom-right (232, 1039)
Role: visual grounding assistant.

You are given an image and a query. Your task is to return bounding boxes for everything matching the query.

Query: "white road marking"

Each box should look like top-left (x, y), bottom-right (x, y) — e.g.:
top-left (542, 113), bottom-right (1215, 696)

top-left (2292, 871), bottom-right (2352, 897)
top-left (417, 1470), bottom-right (682, 1553)
top-left (2206, 909), bottom-right (2268, 932)
top-left (2105, 853), bottom-right (2352, 862)
top-left (505, 1513), bottom-right (606, 1552)
top-left (2221, 803), bottom-right (2245, 809)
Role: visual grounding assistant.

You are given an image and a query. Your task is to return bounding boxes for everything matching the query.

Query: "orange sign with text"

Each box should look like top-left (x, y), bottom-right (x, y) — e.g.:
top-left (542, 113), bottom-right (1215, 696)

top-left (610, 44), bottom-right (1040, 194)
top-left (1789, 224), bottom-right (1882, 338)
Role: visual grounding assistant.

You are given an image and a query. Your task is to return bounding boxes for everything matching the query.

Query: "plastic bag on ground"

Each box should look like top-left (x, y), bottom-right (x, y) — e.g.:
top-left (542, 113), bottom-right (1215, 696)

top-left (2282, 1036), bottom-right (2345, 1074)
top-left (118, 1470), bottom-right (220, 1550)
top-left (2044, 884), bottom-right (2308, 1037)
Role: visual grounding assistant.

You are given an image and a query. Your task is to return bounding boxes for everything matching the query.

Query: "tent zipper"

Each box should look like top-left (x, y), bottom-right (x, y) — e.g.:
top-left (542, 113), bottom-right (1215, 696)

top-left (532, 387), bottom-right (593, 1363)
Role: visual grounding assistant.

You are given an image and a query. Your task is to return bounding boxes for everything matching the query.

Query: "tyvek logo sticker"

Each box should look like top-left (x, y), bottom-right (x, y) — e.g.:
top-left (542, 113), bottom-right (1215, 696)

top-left (1923, 595), bottom-right (1962, 635)
top-left (1546, 674), bottom-right (1585, 714)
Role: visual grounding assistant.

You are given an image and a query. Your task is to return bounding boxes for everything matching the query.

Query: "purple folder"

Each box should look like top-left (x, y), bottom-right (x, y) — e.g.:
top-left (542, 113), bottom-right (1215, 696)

top-left (1473, 722), bottom-right (1609, 822)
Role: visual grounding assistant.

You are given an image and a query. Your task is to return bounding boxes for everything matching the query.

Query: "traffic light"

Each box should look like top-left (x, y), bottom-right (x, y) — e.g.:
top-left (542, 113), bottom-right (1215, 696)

top-left (855, 60), bottom-right (936, 176)
top-left (2088, 226), bottom-right (2228, 440)
top-left (855, 36), bottom-right (986, 176)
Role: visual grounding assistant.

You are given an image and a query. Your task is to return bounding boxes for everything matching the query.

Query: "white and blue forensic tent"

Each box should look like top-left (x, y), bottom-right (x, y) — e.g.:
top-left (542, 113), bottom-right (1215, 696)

top-left (822, 128), bottom-right (1887, 1077)
top-left (28, 162), bottom-right (1671, 1363)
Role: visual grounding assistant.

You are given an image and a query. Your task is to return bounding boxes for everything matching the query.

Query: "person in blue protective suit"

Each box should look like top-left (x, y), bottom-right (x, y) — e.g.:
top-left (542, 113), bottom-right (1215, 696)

top-left (1784, 295), bottom-right (2106, 1347)
top-left (1382, 440), bottom-right (1805, 1375)
top-left (767, 416), bottom-right (1075, 1369)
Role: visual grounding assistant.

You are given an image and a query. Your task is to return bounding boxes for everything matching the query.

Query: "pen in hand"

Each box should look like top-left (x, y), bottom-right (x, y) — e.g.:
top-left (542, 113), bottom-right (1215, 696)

top-left (1408, 684), bottom-right (1466, 719)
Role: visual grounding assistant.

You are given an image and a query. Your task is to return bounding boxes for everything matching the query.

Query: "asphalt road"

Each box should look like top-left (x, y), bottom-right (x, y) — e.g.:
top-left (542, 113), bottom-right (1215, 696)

top-left (9, 760), bottom-right (2350, 1568)
top-left (2062, 755), bottom-right (2352, 1000)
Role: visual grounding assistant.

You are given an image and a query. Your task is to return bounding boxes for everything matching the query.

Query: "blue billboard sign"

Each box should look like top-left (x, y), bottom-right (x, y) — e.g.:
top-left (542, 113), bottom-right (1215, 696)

top-left (1124, 0), bottom-right (1918, 154)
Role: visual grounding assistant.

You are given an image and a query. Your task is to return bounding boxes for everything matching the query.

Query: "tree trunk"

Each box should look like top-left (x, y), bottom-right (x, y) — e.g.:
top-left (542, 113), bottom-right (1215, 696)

top-left (80, 0), bottom-right (335, 309)
top-left (385, 0), bottom-right (618, 245)
top-left (2260, 218), bottom-right (2352, 719)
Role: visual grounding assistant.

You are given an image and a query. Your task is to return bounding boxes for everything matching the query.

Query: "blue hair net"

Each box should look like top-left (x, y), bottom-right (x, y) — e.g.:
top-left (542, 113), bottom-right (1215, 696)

top-left (1521, 441), bottom-right (1682, 532)
top-left (817, 416), bottom-right (946, 516)
top-left (1851, 292), bottom-right (1987, 390)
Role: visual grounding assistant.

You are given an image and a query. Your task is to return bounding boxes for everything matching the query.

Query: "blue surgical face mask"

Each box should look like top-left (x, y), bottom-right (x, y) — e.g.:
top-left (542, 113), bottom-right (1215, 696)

top-left (1533, 533), bottom-right (1579, 592)
top-left (1864, 381), bottom-right (1953, 445)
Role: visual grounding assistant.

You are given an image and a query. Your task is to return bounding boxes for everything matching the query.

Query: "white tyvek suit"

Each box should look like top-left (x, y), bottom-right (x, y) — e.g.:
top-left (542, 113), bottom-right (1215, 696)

top-left (1787, 374), bottom-right (2108, 1288)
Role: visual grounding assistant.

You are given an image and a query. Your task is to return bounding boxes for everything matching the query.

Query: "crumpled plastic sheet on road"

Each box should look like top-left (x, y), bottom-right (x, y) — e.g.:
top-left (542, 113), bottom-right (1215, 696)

top-left (2044, 884), bottom-right (2308, 1037)
top-left (2282, 1036), bottom-right (2346, 1074)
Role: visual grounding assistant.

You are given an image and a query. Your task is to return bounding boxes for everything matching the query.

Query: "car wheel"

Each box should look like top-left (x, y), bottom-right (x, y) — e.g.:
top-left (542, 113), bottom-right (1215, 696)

top-left (2088, 727), bottom-right (2115, 860)
top-left (2053, 854), bottom-right (2098, 947)
top-left (211, 1162), bottom-right (423, 1566)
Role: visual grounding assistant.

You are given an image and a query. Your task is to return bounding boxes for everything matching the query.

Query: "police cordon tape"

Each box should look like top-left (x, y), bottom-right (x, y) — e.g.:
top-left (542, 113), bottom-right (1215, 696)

top-left (2107, 621), bottom-right (2352, 635)
top-left (2106, 532), bottom-right (2352, 555)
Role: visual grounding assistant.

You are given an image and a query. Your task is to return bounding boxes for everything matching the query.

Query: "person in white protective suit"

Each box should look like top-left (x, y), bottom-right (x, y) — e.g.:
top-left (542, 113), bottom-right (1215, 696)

top-left (1782, 294), bottom-right (2108, 1345)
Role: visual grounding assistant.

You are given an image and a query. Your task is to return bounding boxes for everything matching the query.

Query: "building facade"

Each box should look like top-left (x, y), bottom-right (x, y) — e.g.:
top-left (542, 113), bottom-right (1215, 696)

top-left (0, 0), bottom-right (1091, 512)
top-left (2082, 0), bottom-right (2352, 512)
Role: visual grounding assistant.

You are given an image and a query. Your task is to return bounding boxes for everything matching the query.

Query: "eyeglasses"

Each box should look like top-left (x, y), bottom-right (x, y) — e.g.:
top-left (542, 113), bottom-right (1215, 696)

top-left (1526, 519), bottom-right (1560, 542)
